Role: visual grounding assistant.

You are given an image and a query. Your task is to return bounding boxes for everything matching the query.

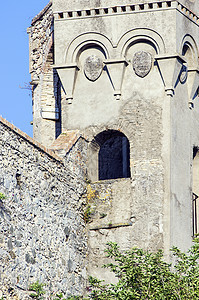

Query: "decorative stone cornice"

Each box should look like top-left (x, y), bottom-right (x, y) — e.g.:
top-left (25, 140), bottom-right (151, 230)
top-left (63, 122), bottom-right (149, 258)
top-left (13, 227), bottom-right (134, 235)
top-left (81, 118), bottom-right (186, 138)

top-left (53, 64), bottom-right (80, 103)
top-left (155, 54), bottom-right (187, 96)
top-left (54, 1), bottom-right (199, 27)
top-left (104, 59), bottom-right (128, 100)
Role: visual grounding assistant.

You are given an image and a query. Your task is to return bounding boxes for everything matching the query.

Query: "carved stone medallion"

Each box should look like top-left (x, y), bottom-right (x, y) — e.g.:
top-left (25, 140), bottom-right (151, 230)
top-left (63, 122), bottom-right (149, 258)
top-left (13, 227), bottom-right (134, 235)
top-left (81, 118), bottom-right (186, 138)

top-left (179, 64), bottom-right (188, 84)
top-left (133, 51), bottom-right (152, 78)
top-left (84, 55), bottom-right (103, 81)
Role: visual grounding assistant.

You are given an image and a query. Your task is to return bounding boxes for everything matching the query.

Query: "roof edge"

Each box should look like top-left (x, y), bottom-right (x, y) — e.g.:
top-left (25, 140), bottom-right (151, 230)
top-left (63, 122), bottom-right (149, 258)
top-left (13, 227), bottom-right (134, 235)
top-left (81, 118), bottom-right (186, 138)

top-left (31, 1), bottom-right (52, 26)
top-left (0, 116), bottom-right (62, 163)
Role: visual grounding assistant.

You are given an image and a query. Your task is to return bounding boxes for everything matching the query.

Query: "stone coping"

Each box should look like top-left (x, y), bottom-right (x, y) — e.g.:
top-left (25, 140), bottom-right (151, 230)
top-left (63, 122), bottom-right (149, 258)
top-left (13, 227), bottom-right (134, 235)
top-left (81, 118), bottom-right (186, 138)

top-left (54, 1), bottom-right (199, 26)
top-left (0, 116), bottom-right (62, 163)
top-left (50, 130), bottom-right (82, 153)
top-left (31, 1), bottom-right (52, 26)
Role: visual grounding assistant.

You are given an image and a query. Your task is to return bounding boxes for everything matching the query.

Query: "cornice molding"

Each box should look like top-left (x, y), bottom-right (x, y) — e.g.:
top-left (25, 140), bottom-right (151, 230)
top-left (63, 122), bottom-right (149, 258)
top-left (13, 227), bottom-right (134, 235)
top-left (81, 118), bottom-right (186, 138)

top-left (54, 1), bottom-right (199, 27)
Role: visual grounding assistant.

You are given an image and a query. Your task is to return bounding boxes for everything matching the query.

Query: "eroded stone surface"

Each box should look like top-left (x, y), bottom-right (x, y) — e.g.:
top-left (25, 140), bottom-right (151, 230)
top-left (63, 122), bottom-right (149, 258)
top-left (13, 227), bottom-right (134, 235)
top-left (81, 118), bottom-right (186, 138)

top-left (133, 51), bottom-right (152, 78)
top-left (84, 55), bottom-right (103, 81)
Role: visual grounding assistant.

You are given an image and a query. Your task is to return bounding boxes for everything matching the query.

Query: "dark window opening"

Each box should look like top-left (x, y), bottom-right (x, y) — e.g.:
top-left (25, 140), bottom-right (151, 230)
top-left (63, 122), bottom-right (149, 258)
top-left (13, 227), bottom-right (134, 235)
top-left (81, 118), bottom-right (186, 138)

top-left (97, 130), bottom-right (130, 180)
top-left (192, 146), bottom-right (199, 236)
top-left (193, 146), bottom-right (198, 159)
top-left (166, 1), bottom-right (171, 7)
top-left (193, 193), bottom-right (198, 237)
top-left (58, 12), bottom-right (64, 19)
top-left (86, 10), bottom-right (91, 16)
top-left (139, 4), bottom-right (144, 10)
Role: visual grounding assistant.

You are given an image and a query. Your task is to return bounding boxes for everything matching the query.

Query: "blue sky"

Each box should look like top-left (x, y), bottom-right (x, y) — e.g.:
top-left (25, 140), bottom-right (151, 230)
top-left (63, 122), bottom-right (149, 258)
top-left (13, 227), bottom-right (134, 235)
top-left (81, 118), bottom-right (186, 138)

top-left (0, 1), bottom-right (49, 137)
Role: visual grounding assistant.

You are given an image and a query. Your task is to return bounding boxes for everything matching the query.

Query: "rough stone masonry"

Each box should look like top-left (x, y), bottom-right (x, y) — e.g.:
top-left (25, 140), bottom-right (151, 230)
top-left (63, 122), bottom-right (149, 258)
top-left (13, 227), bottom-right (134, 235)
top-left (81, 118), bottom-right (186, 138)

top-left (0, 117), bottom-right (88, 299)
top-left (1, 0), bottom-right (199, 298)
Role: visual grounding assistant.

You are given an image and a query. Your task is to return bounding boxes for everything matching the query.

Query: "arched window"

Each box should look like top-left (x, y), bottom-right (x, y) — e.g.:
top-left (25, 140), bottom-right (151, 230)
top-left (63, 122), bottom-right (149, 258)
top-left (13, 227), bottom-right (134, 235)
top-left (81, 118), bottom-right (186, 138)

top-left (95, 130), bottom-right (130, 180)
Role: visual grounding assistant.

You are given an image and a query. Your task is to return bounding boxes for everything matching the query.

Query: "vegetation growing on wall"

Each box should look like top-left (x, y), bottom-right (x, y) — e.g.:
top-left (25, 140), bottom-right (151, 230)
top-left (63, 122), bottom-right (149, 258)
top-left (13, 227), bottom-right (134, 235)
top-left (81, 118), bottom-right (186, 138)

top-left (83, 184), bottom-right (99, 223)
top-left (29, 281), bottom-right (46, 299)
top-left (0, 193), bottom-right (6, 200)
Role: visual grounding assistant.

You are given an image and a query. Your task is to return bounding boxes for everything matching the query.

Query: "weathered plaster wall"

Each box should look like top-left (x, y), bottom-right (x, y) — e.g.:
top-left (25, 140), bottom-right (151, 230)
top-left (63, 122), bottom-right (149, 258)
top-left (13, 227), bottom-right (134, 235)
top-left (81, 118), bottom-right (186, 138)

top-left (84, 171), bottom-right (164, 282)
top-left (53, 1), bottom-right (176, 131)
top-left (52, 0), bottom-right (199, 261)
top-left (53, 0), bottom-right (170, 263)
top-left (0, 118), bottom-right (87, 299)
top-left (168, 10), bottom-right (199, 251)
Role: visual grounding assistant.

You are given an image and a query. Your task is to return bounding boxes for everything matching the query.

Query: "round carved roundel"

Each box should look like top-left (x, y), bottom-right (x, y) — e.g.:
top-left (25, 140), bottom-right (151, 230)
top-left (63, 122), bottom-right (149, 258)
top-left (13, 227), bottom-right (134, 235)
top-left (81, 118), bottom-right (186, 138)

top-left (84, 55), bottom-right (103, 81)
top-left (133, 51), bottom-right (152, 78)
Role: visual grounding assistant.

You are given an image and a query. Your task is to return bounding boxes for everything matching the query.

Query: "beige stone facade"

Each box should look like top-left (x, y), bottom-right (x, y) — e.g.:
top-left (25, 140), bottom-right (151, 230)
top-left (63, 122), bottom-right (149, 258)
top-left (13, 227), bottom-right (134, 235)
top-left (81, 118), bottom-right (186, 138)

top-left (27, 0), bottom-right (199, 287)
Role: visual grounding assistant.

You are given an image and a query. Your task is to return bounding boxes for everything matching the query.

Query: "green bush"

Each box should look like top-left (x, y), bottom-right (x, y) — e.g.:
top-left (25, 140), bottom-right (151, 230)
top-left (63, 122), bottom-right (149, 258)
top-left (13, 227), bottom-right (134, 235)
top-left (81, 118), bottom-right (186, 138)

top-left (28, 238), bottom-right (199, 299)
top-left (85, 238), bottom-right (199, 299)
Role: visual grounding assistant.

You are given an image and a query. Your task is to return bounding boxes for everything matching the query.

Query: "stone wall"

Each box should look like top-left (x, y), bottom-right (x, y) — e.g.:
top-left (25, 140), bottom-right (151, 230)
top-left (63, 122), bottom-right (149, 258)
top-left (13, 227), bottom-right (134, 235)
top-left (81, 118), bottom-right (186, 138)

top-left (28, 1), bottom-right (61, 147)
top-left (29, 2), bottom-right (53, 82)
top-left (0, 117), bottom-right (87, 299)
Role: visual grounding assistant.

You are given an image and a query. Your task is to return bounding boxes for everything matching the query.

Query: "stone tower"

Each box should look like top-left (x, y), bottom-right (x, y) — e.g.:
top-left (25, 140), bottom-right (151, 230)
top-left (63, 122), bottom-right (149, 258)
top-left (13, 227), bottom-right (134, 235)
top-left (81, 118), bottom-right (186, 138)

top-left (28, 0), bottom-right (199, 281)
